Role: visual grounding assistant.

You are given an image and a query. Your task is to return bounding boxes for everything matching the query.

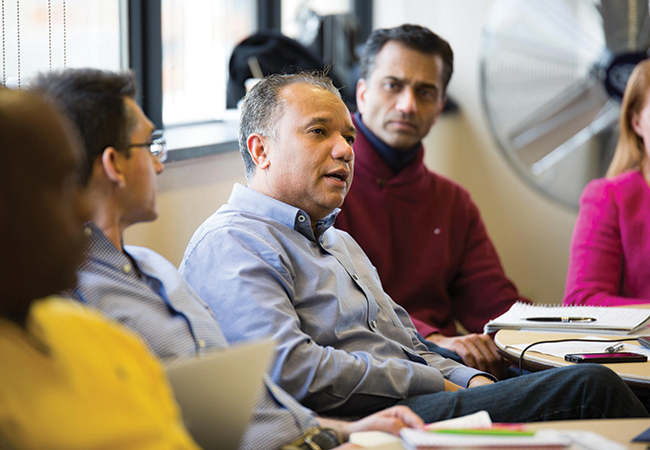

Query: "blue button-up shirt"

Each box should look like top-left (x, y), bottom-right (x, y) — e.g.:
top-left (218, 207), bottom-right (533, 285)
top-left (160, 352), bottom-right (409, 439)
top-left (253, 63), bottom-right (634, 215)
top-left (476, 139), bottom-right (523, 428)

top-left (180, 184), bottom-right (484, 415)
top-left (67, 222), bottom-right (318, 450)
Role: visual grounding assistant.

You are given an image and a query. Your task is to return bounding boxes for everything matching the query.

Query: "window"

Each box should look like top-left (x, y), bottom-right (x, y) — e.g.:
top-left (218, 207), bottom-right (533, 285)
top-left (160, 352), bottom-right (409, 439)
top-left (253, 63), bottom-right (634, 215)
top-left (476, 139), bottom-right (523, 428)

top-left (279, 0), bottom-right (359, 108)
top-left (1, 0), bottom-right (124, 87)
top-left (1, 0), bottom-right (371, 162)
top-left (281, 0), bottom-right (352, 41)
top-left (161, 0), bottom-right (257, 126)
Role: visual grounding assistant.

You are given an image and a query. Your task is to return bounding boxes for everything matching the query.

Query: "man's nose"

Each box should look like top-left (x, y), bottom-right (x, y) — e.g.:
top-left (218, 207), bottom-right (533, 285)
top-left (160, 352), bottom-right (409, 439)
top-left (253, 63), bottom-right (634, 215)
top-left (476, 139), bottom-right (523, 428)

top-left (332, 135), bottom-right (354, 162)
top-left (395, 88), bottom-right (417, 115)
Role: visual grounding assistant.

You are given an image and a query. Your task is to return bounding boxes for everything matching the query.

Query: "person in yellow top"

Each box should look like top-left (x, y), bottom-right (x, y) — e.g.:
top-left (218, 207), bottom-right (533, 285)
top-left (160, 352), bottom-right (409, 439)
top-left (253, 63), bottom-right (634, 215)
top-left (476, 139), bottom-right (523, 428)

top-left (0, 88), bottom-right (200, 450)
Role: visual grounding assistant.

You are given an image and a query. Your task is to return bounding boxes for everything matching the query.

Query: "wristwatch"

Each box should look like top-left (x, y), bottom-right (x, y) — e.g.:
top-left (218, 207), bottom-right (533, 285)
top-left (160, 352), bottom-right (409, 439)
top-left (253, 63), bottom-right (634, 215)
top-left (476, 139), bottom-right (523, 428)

top-left (281, 426), bottom-right (343, 450)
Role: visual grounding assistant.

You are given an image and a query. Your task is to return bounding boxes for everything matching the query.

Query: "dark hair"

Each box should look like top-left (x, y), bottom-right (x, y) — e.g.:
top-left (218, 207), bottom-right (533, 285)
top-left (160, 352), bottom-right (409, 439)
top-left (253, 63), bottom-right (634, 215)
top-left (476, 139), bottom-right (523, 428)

top-left (360, 24), bottom-right (453, 95)
top-left (30, 69), bottom-right (137, 185)
top-left (239, 71), bottom-right (341, 182)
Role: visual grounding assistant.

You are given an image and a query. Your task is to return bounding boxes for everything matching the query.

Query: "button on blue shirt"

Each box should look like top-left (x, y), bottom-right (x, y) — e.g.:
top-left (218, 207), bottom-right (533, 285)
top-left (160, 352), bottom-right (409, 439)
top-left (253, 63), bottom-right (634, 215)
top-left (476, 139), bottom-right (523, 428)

top-left (180, 184), bottom-right (484, 415)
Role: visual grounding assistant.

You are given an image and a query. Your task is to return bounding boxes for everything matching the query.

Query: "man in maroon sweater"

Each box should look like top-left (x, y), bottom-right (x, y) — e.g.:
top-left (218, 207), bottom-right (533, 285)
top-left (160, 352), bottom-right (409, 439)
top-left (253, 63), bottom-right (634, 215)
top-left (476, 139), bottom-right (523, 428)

top-left (336, 24), bottom-right (527, 379)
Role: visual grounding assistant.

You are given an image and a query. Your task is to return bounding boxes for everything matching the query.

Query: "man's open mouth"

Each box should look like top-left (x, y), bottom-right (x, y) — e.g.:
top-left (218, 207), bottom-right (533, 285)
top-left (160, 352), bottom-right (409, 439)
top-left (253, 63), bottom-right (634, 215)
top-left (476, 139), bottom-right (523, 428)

top-left (325, 170), bottom-right (349, 182)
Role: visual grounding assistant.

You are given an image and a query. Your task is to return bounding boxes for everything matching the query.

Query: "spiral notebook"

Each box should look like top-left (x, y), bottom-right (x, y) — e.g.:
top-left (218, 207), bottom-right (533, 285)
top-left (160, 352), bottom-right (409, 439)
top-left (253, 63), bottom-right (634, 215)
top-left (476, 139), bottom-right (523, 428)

top-left (484, 303), bottom-right (650, 335)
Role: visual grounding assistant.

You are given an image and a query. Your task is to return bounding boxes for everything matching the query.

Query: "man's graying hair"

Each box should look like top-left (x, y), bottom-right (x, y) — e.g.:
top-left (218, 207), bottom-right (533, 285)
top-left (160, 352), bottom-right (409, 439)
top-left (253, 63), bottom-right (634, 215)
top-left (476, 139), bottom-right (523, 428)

top-left (360, 24), bottom-right (454, 96)
top-left (239, 71), bottom-right (342, 182)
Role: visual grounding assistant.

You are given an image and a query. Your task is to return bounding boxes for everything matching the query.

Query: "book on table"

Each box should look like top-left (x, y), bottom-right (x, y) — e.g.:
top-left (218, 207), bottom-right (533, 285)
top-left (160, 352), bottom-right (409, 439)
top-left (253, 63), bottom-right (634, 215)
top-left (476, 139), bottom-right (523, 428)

top-left (400, 428), bottom-right (571, 449)
top-left (399, 411), bottom-right (626, 450)
top-left (484, 302), bottom-right (650, 335)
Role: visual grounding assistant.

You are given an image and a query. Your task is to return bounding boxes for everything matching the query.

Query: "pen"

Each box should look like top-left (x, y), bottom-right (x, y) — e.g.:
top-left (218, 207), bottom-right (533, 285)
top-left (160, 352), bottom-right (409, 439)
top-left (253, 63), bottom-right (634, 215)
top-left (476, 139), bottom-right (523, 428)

top-left (605, 342), bottom-right (624, 353)
top-left (431, 428), bottom-right (536, 436)
top-left (525, 317), bottom-right (597, 323)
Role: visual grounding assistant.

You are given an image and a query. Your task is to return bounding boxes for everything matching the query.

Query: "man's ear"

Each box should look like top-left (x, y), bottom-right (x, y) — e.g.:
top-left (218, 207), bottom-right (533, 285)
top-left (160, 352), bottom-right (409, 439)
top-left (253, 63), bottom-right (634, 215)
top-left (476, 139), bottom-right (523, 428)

top-left (247, 133), bottom-right (271, 170)
top-left (356, 78), bottom-right (368, 115)
top-left (100, 147), bottom-right (127, 188)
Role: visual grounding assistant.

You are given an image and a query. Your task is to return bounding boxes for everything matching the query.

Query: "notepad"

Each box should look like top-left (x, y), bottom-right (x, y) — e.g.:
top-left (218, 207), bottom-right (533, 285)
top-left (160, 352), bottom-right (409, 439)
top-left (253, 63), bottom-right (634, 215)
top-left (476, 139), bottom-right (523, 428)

top-left (400, 428), bottom-right (571, 449)
top-left (484, 303), bottom-right (650, 335)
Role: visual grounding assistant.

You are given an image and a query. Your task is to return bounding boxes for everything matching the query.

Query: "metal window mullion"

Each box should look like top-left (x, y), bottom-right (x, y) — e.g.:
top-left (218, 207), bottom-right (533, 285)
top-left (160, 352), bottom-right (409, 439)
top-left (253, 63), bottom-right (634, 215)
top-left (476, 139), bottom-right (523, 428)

top-left (257, 0), bottom-right (280, 31)
top-left (128, 0), bottom-right (163, 129)
top-left (353, 0), bottom-right (373, 43)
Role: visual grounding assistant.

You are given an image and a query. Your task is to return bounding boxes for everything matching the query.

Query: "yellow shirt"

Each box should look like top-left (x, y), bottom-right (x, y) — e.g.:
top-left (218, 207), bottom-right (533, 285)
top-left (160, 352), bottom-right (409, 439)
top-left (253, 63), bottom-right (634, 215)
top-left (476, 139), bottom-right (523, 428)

top-left (0, 298), bottom-right (201, 450)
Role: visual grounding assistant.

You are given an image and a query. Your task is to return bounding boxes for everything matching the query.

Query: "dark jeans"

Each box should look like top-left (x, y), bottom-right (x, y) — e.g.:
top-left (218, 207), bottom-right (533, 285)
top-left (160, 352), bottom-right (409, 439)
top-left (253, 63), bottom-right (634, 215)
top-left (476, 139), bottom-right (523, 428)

top-left (396, 364), bottom-right (649, 423)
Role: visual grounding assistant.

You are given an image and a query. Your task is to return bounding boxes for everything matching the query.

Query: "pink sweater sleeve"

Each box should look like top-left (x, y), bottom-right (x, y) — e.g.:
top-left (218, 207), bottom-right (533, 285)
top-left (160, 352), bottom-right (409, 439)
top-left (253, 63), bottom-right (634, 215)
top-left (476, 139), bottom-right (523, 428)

top-left (563, 179), bottom-right (644, 306)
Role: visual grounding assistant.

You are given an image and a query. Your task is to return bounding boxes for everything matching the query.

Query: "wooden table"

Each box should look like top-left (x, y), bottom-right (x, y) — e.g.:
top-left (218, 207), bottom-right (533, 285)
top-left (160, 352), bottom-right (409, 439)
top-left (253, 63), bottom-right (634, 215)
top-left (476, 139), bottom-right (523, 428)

top-left (495, 329), bottom-right (650, 390)
top-left (526, 418), bottom-right (650, 448)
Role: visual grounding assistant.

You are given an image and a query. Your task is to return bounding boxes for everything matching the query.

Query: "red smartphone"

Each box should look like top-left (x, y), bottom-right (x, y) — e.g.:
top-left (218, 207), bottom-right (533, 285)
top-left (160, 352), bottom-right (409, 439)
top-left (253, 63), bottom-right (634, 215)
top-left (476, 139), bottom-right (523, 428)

top-left (565, 352), bottom-right (647, 363)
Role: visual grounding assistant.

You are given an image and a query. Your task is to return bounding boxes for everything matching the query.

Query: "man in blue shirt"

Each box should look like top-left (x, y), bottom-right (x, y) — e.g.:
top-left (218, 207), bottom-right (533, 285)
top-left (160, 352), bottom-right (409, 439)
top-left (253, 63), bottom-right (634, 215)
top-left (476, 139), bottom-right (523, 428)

top-left (181, 71), bottom-right (648, 422)
top-left (32, 68), bottom-right (427, 450)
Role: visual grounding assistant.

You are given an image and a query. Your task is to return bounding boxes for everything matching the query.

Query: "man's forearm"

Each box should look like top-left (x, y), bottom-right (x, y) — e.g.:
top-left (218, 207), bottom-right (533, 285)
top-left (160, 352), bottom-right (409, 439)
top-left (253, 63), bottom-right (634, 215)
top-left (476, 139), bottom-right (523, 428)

top-left (277, 339), bottom-right (446, 413)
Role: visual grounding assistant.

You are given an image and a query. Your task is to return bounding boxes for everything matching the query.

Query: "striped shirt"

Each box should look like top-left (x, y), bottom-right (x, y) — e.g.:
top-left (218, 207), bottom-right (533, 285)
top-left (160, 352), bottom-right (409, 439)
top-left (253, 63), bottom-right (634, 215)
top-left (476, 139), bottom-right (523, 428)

top-left (67, 222), bottom-right (317, 450)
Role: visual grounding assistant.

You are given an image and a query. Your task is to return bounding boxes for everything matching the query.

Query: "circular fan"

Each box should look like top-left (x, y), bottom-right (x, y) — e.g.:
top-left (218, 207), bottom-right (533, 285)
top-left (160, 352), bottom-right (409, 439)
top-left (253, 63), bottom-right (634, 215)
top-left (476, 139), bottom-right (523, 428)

top-left (480, 0), bottom-right (650, 208)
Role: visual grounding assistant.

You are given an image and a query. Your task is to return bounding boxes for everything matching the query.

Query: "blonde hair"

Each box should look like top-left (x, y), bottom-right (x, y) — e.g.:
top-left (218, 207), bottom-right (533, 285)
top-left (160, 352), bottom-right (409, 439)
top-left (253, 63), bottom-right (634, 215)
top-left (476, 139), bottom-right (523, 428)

top-left (607, 59), bottom-right (650, 177)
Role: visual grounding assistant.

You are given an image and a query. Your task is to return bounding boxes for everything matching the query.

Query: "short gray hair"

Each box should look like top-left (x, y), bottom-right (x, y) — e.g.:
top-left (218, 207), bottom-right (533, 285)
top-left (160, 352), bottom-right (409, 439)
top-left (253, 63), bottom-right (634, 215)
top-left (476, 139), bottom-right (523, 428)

top-left (238, 71), bottom-right (342, 182)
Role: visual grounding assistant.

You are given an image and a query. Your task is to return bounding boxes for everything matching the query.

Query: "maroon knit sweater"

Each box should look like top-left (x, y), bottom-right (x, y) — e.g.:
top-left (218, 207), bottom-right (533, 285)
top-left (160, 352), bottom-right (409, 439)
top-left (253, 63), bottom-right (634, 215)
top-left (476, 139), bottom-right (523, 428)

top-left (336, 118), bottom-right (525, 336)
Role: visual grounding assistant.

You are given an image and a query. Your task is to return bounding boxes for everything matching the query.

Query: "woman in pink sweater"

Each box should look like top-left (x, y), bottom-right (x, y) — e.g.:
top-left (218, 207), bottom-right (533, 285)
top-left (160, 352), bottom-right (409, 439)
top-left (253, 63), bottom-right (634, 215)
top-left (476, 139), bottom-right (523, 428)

top-left (564, 60), bottom-right (650, 306)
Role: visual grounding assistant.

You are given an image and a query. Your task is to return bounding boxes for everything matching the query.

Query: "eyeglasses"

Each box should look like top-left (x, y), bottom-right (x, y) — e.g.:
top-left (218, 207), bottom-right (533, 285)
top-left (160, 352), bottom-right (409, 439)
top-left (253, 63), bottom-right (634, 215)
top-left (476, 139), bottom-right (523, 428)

top-left (127, 130), bottom-right (167, 163)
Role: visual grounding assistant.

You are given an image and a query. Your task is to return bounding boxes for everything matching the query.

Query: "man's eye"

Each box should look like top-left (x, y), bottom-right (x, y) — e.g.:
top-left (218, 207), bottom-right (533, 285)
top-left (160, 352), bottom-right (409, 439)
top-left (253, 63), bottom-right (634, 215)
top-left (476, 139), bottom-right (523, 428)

top-left (420, 89), bottom-right (437, 101)
top-left (384, 82), bottom-right (399, 91)
top-left (345, 136), bottom-right (356, 145)
top-left (311, 128), bottom-right (325, 135)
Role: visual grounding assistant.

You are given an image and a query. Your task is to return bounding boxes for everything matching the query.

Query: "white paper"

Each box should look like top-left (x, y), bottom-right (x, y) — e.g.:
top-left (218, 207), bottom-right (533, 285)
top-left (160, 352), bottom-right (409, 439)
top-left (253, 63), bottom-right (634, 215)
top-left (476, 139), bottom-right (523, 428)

top-left (557, 430), bottom-right (627, 450)
top-left (400, 428), bottom-right (572, 448)
top-left (399, 429), bottom-right (623, 449)
top-left (425, 410), bottom-right (492, 430)
top-left (507, 336), bottom-right (650, 359)
top-left (349, 431), bottom-right (402, 448)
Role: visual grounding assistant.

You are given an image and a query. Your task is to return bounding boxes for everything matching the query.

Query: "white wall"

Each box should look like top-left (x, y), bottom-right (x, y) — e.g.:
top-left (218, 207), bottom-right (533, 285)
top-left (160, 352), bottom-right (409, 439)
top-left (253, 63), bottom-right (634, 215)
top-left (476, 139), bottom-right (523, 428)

top-left (126, 0), bottom-right (579, 305)
top-left (124, 149), bottom-right (247, 264)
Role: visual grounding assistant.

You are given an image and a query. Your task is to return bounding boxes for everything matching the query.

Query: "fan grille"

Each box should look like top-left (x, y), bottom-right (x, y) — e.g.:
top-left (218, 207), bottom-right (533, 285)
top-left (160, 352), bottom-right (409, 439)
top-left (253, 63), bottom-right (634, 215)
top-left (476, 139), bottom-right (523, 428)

top-left (481, 0), bottom-right (650, 208)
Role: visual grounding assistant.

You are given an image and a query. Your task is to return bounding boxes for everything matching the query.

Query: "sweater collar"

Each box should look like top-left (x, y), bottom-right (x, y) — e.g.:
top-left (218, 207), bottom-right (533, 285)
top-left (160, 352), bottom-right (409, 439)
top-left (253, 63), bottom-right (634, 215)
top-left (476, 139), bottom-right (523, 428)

top-left (352, 114), bottom-right (425, 182)
top-left (354, 112), bottom-right (422, 174)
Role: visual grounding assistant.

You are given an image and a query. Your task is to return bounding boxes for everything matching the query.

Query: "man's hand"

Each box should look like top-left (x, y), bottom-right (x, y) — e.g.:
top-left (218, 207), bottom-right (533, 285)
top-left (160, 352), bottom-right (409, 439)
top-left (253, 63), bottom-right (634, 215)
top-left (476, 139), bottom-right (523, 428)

top-left (468, 375), bottom-right (495, 388)
top-left (425, 333), bottom-right (507, 379)
top-left (318, 406), bottom-right (424, 441)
